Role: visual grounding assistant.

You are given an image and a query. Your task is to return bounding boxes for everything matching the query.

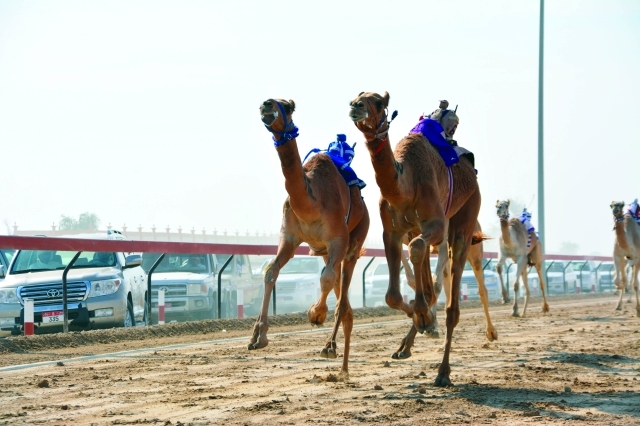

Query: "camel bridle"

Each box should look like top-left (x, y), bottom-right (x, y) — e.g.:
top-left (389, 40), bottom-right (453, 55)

top-left (497, 204), bottom-right (510, 221)
top-left (263, 101), bottom-right (299, 147)
top-left (354, 98), bottom-right (390, 147)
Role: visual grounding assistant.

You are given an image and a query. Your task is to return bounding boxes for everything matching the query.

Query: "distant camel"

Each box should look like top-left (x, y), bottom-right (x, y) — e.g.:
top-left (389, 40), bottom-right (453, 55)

top-left (495, 200), bottom-right (549, 316)
top-left (610, 201), bottom-right (640, 316)
top-left (250, 98), bottom-right (370, 379)
top-left (350, 91), bottom-right (482, 387)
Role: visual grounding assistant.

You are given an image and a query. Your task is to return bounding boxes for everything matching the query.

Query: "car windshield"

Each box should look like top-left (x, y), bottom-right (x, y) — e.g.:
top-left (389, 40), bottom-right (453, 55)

top-left (545, 262), bottom-right (566, 273)
top-left (1, 249), bottom-right (14, 265)
top-left (11, 250), bottom-right (118, 273)
top-left (142, 253), bottom-right (210, 273)
top-left (571, 262), bottom-right (592, 272)
top-left (374, 264), bottom-right (390, 275)
top-left (280, 258), bottom-right (320, 274)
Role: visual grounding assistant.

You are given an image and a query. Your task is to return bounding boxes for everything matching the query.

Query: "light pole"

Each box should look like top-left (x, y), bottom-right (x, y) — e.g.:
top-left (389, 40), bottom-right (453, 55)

top-left (537, 0), bottom-right (545, 255)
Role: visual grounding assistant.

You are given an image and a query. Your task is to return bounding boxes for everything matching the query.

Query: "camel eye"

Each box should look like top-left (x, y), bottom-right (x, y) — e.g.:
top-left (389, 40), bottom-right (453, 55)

top-left (375, 101), bottom-right (382, 110)
top-left (357, 101), bottom-right (364, 108)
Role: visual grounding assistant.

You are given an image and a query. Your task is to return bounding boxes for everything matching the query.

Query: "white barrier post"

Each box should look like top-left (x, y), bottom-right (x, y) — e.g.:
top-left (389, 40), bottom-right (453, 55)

top-left (24, 298), bottom-right (34, 336)
top-left (158, 289), bottom-right (165, 325)
top-left (462, 283), bottom-right (468, 301)
top-left (237, 290), bottom-right (244, 319)
top-left (592, 283), bottom-right (596, 293)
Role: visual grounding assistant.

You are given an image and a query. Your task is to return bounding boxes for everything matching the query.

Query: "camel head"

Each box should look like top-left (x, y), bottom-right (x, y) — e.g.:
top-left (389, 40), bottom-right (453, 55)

top-left (496, 200), bottom-right (510, 220)
top-left (260, 98), bottom-right (298, 144)
top-left (610, 201), bottom-right (625, 218)
top-left (349, 91), bottom-right (390, 142)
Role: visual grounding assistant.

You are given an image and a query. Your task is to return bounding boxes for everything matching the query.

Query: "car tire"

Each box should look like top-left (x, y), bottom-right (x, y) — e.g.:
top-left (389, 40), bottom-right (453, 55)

top-left (204, 292), bottom-right (219, 320)
top-left (123, 300), bottom-right (135, 328)
top-left (140, 300), bottom-right (148, 327)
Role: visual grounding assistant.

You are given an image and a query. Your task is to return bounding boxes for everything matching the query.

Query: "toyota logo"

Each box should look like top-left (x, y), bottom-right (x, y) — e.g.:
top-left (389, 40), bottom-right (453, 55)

top-left (47, 289), bottom-right (61, 298)
top-left (158, 286), bottom-right (170, 294)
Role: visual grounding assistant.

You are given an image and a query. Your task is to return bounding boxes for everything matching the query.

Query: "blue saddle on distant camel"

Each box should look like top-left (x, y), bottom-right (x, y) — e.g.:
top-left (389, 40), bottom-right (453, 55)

top-left (303, 134), bottom-right (366, 189)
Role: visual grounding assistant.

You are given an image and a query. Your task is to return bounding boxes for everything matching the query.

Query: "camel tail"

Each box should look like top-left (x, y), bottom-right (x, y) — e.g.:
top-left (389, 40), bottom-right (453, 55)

top-left (471, 232), bottom-right (491, 245)
top-left (358, 247), bottom-right (366, 258)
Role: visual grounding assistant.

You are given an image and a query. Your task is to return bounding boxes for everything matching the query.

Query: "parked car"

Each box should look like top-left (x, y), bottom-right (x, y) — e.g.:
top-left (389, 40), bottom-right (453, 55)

top-left (596, 261), bottom-right (615, 291)
top-left (364, 261), bottom-right (413, 307)
top-left (141, 253), bottom-right (261, 321)
top-left (572, 261), bottom-right (598, 292)
top-left (261, 256), bottom-right (336, 314)
top-left (0, 230), bottom-right (147, 336)
top-left (528, 260), bottom-right (578, 295)
top-left (460, 259), bottom-right (501, 301)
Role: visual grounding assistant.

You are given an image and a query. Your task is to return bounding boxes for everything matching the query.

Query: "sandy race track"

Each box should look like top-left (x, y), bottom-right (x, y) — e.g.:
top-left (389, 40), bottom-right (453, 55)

top-left (0, 294), bottom-right (639, 425)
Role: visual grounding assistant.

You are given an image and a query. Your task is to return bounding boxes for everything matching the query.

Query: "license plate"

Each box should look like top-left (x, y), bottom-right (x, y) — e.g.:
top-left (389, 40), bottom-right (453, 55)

top-left (154, 303), bottom-right (172, 308)
top-left (42, 311), bottom-right (64, 323)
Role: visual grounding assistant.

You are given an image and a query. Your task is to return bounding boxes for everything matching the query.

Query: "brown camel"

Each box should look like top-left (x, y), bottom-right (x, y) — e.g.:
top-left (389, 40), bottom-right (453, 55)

top-left (251, 99), bottom-right (370, 378)
top-left (610, 201), bottom-right (640, 316)
top-left (350, 91), bottom-right (482, 387)
top-left (495, 200), bottom-right (550, 316)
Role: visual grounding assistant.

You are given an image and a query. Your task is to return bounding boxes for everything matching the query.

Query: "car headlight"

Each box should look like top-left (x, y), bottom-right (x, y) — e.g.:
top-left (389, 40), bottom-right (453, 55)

top-left (187, 283), bottom-right (209, 295)
top-left (89, 279), bottom-right (121, 297)
top-left (0, 288), bottom-right (19, 304)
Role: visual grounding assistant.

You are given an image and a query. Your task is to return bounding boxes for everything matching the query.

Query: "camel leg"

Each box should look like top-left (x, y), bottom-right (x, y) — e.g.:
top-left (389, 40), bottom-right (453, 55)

top-left (520, 265), bottom-right (532, 317)
top-left (248, 237), bottom-right (300, 350)
top-left (408, 218), bottom-right (445, 335)
top-left (468, 245), bottom-right (497, 341)
top-left (495, 255), bottom-right (510, 304)
top-left (614, 254), bottom-right (627, 310)
top-left (309, 239), bottom-right (347, 326)
top-left (435, 228), bottom-right (470, 387)
top-left (630, 262), bottom-right (640, 317)
top-left (383, 230), bottom-right (414, 317)
top-left (509, 256), bottom-right (528, 317)
top-left (392, 324), bottom-right (418, 360)
top-left (533, 262), bottom-right (550, 313)
top-left (429, 222), bottom-right (450, 339)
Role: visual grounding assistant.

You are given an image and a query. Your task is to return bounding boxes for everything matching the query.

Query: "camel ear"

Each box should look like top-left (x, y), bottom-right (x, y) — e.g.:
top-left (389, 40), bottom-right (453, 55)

top-left (358, 91), bottom-right (364, 96)
top-left (288, 100), bottom-right (295, 113)
top-left (495, 200), bottom-right (500, 207)
top-left (506, 200), bottom-right (510, 206)
top-left (382, 91), bottom-right (390, 108)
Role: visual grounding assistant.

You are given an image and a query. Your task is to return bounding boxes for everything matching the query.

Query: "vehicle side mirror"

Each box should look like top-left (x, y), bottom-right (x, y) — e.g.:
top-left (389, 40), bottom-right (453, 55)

top-left (0, 265), bottom-right (4, 278)
top-left (124, 254), bottom-right (143, 269)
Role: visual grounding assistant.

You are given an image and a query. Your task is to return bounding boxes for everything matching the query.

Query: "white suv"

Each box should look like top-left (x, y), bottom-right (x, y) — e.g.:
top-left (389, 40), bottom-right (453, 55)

top-left (0, 231), bottom-right (147, 336)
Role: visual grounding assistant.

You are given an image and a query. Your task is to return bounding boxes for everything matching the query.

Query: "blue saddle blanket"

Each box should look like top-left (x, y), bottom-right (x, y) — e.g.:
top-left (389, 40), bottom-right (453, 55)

top-left (409, 118), bottom-right (459, 167)
top-left (303, 141), bottom-right (366, 189)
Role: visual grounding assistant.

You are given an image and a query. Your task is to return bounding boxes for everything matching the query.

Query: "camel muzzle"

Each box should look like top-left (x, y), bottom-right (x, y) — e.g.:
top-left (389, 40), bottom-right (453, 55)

top-left (261, 111), bottom-right (278, 126)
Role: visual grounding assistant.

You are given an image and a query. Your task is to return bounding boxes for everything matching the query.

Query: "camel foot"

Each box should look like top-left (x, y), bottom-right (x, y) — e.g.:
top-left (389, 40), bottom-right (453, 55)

top-left (542, 302), bottom-right (550, 314)
top-left (320, 342), bottom-right (338, 359)
top-left (486, 327), bottom-right (498, 341)
top-left (434, 374), bottom-right (453, 387)
top-left (391, 337), bottom-right (412, 359)
top-left (308, 303), bottom-right (328, 326)
top-left (502, 295), bottom-right (511, 304)
top-left (247, 338), bottom-right (269, 350)
top-left (636, 308), bottom-right (640, 318)
top-left (412, 307), bottom-right (435, 335)
top-left (425, 328), bottom-right (440, 338)
top-left (511, 310), bottom-right (520, 318)
top-left (615, 303), bottom-right (622, 311)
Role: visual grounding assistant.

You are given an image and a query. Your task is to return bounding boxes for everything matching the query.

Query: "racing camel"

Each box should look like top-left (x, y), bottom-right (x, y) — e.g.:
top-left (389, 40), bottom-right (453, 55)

top-left (610, 201), bottom-right (640, 316)
top-left (495, 200), bottom-right (550, 317)
top-left (251, 98), bottom-right (370, 379)
top-left (350, 91), bottom-right (482, 386)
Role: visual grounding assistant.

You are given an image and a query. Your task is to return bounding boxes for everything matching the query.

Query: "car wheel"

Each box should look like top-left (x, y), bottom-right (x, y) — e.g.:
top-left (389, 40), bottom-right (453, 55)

top-left (123, 300), bottom-right (135, 328)
top-left (204, 292), bottom-right (219, 320)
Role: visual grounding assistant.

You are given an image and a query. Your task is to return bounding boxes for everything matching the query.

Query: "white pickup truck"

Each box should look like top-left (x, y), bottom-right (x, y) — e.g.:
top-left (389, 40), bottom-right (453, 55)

top-left (142, 253), bottom-right (262, 321)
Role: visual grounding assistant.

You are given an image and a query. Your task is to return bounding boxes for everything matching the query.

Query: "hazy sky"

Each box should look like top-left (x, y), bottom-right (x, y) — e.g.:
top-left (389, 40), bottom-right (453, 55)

top-left (1, 0), bottom-right (638, 256)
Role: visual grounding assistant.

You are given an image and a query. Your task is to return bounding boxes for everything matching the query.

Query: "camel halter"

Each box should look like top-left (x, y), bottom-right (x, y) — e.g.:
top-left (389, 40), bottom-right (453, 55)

top-left (263, 101), bottom-right (299, 147)
top-left (354, 99), bottom-right (391, 150)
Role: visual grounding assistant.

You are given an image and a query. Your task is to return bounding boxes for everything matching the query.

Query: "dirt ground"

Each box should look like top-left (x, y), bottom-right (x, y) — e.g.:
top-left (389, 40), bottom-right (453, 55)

top-left (0, 293), bottom-right (639, 425)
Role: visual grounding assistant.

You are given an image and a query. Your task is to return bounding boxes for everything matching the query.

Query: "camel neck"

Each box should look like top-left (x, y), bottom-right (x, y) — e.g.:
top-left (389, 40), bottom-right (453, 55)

top-left (365, 136), bottom-right (403, 204)
top-left (499, 218), bottom-right (514, 246)
top-left (274, 138), bottom-right (316, 219)
top-left (614, 216), bottom-right (631, 251)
